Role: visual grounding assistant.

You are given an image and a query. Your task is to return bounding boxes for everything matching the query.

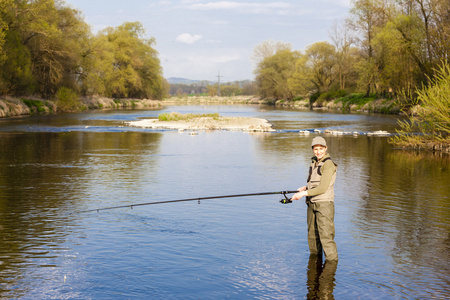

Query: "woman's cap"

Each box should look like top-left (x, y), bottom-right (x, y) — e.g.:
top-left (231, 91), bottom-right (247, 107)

top-left (311, 136), bottom-right (327, 148)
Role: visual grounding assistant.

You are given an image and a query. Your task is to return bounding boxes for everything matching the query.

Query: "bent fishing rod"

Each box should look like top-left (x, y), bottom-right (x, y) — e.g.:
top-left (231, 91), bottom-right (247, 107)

top-left (75, 190), bottom-right (298, 214)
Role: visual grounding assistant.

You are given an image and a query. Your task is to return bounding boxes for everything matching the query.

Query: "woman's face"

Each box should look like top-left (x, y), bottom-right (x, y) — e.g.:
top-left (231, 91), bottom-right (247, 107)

top-left (312, 145), bottom-right (327, 160)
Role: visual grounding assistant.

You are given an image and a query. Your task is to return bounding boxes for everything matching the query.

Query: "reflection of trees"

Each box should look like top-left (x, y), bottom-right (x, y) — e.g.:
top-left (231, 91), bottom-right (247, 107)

top-left (0, 131), bottom-right (162, 298)
top-left (355, 147), bottom-right (450, 288)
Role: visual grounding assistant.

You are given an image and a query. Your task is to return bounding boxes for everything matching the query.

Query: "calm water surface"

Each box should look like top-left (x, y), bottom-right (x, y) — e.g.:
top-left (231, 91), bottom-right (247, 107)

top-left (0, 105), bottom-right (449, 299)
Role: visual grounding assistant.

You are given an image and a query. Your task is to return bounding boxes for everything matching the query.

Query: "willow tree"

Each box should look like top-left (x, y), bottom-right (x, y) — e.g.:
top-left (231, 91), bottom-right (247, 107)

top-left (254, 48), bottom-right (300, 100)
top-left (0, 0), bottom-right (90, 97)
top-left (0, 0), bottom-right (35, 95)
top-left (0, 0), bottom-right (12, 64)
top-left (84, 22), bottom-right (164, 99)
top-left (289, 41), bottom-right (338, 97)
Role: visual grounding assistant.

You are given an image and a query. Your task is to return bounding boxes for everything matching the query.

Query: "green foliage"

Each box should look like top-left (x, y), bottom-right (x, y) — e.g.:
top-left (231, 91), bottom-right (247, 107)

top-left (318, 90), bottom-right (348, 101)
top-left (255, 0), bottom-right (450, 117)
top-left (158, 112), bottom-right (220, 121)
top-left (55, 87), bottom-right (79, 112)
top-left (0, 1), bottom-right (164, 100)
top-left (0, 30), bottom-right (35, 95)
top-left (254, 47), bottom-right (300, 100)
top-left (313, 90), bottom-right (349, 106)
top-left (391, 62), bottom-right (450, 149)
top-left (22, 99), bottom-right (46, 113)
top-left (84, 22), bottom-right (165, 100)
top-left (0, 0), bottom-right (13, 65)
top-left (336, 93), bottom-right (375, 105)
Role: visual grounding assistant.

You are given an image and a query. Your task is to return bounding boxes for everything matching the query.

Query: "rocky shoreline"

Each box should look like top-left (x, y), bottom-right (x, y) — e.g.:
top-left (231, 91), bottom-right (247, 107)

top-left (0, 95), bottom-right (403, 119)
top-left (0, 96), bottom-right (163, 118)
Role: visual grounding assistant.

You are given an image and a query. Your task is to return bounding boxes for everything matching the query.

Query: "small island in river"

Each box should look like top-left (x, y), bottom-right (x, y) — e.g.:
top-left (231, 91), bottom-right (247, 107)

top-left (126, 112), bottom-right (275, 132)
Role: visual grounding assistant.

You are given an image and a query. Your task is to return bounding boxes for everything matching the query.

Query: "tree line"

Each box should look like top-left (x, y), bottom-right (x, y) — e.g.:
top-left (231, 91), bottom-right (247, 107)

top-left (169, 80), bottom-right (257, 97)
top-left (0, 0), bottom-right (168, 100)
top-left (253, 0), bottom-right (450, 107)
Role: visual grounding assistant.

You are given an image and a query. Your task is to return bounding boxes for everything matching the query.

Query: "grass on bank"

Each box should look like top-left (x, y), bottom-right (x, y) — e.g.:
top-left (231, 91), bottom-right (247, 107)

top-left (22, 99), bottom-right (48, 113)
top-left (158, 112), bottom-right (220, 121)
top-left (309, 90), bottom-right (379, 110)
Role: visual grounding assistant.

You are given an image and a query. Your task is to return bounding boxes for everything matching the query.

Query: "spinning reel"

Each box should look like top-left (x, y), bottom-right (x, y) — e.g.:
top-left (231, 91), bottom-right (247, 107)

top-left (279, 192), bottom-right (292, 204)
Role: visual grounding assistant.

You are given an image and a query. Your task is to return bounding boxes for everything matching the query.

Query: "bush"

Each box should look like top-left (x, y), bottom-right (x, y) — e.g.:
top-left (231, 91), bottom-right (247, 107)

top-left (158, 112), bottom-right (220, 121)
top-left (55, 87), bottom-right (79, 112)
top-left (22, 99), bottom-right (46, 113)
top-left (391, 62), bottom-right (450, 150)
top-left (336, 93), bottom-right (376, 109)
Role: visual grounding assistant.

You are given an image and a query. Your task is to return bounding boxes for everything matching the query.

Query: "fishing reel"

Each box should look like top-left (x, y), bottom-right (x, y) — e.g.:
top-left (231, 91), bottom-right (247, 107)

top-left (279, 193), bottom-right (292, 204)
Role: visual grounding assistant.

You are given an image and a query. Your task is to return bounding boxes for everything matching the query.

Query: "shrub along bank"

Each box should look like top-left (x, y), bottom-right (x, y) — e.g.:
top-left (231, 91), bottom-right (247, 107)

top-left (275, 92), bottom-right (401, 114)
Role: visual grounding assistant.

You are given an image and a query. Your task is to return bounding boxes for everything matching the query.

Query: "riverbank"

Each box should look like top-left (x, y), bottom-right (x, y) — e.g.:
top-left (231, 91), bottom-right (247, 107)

top-left (1, 95), bottom-right (402, 119)
top-left (0, 96), bottom-right (163, 118)
top-left (165, 95), bottom-right (402, 114)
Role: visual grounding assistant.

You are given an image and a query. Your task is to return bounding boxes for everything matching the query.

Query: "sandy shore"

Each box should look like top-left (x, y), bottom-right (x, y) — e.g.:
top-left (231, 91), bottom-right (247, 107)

top-left (126, 116), bottom-right (276, 132)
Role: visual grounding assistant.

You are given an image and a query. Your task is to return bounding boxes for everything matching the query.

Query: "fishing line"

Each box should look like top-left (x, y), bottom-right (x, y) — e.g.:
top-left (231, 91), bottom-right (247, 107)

top-left (74, 190), bottom-right (298, 214)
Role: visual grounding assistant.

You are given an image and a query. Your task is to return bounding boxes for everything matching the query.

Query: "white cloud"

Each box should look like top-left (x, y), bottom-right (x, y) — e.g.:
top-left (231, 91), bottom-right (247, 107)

top-left (324, 0), bottom-right (351, 7)
top-left (176, 33), bottom-right (203, 44)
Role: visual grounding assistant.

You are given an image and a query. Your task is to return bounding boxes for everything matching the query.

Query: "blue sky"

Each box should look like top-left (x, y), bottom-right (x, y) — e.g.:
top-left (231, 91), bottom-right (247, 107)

top-left (65, 0), bottom-right (351, 82)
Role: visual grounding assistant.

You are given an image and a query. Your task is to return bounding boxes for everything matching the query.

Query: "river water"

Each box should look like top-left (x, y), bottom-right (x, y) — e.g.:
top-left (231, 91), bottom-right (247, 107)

top-left (0, 105), bottom-right (449, 299)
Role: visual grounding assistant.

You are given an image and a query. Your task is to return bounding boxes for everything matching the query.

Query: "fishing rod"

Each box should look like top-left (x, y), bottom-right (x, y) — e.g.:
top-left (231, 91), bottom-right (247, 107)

top-left (75, 190), bottom-right (297, 214)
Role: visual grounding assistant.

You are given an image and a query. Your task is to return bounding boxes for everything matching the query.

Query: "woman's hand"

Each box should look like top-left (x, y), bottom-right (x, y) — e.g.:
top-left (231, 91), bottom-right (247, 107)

top-left (297, 186), bottom-right (307, 192)
top-left (291, 190), bottom-right (308, 200)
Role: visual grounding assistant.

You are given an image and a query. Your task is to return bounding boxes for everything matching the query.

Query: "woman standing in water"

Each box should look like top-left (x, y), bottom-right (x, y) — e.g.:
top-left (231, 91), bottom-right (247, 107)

top-left (291, 136), bottom-right (338, 261)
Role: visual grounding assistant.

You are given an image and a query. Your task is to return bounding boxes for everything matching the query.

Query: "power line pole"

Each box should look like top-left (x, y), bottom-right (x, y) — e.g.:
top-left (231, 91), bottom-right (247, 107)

top-left (217, 71), bottom-right (222, 97)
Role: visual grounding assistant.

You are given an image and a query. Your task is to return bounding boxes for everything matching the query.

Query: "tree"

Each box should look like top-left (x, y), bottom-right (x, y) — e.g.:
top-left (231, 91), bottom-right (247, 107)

top-left (348, 0), bottom-right (385, 96)
top-left (251, 40), bottom-right (293, 65)
top-left (0, 0), bottom-right (13, 65)
top-left (241, 81), bottom-right (257, 95)
top-left (431, 0), bottom-right (450, 65)
top-left (0, 0), bottom-right (90, 97)
top-left (289, 42), bottom-right (337, 96)
top-left (84, 22), bottom-right (164, 99)
top-left (254, 48), bottom-right (300, 100)
top-left (305, 42), bottom-right (337, 93)
top-left (329, 20), bottom-right (358, 90)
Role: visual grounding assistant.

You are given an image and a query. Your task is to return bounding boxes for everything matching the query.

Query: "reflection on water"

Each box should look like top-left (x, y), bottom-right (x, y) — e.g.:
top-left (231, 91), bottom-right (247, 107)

top-left (306, 255), bottom-right (337, 300)
top-left (0, 106), bottom-right (449, 299)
